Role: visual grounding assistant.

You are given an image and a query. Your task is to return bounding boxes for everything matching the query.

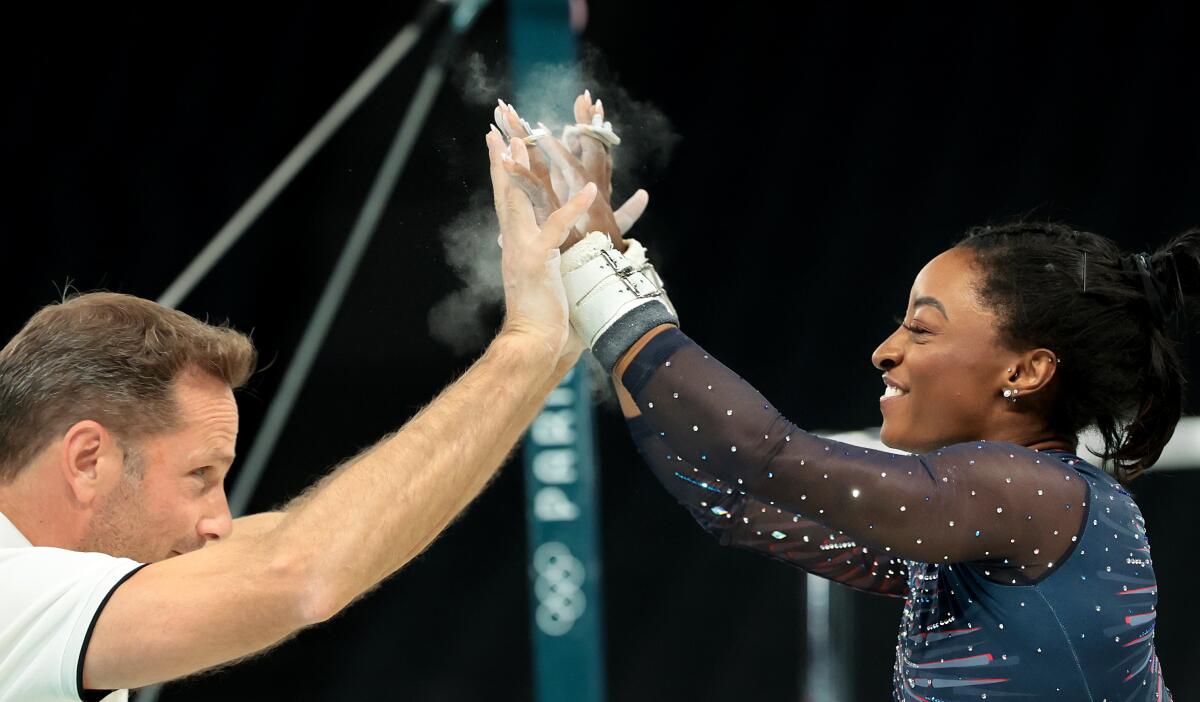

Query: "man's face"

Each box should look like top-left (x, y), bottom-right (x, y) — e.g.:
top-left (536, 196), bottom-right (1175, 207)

top-left (80, 369), bottom-right (238, 563)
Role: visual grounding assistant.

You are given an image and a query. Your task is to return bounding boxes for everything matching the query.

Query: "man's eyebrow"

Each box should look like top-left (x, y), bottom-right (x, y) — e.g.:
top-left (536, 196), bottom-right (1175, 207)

top-left (205, 451), bottom-right (236, 466)
top-left (914, 296), bottom-right (948, 319)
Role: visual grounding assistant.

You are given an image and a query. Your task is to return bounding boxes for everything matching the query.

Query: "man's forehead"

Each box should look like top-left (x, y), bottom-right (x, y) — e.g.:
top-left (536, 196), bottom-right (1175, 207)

top-left (170, 371), bottom-right (240, 456)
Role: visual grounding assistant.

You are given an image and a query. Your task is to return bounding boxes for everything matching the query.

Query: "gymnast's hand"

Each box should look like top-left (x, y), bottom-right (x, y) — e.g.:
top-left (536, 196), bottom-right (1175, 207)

top-left (493, 94), bottom-right (649, 252)
top-left (486, 126), bottom-right (597, 356)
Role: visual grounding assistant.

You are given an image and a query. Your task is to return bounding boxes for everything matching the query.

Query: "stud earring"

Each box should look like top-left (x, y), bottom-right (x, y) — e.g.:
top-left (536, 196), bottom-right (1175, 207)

top-left (1003, 388), bottom-right (1020, 402)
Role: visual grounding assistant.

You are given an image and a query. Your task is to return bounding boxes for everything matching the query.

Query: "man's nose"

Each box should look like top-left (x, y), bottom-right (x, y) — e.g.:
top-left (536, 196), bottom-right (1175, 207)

top-left (197, 485), bottom-right (234, 542)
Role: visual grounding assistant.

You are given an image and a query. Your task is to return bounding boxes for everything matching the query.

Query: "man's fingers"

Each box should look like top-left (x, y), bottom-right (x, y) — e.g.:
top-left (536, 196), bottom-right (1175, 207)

top-left (494, 102), bottom-right (518, 140)
top-left (495, 100), bottom-right (535, 139)
top-left (543, 183), bottom-right (597, 248)
top-left (614, 189), bottom-right (649, 234)
top-left (485, 128), bottom-right (511, 227)
top-left (504, 106), bottom-right (528, 140)
top-left (547, 154), bottom-right (570, 204)
top-left (510, 137), bottom-right (532, 169)
top-left (500, 153), bottom-right (538, 236)
top-left (504, 160), bottom-right (555, 227)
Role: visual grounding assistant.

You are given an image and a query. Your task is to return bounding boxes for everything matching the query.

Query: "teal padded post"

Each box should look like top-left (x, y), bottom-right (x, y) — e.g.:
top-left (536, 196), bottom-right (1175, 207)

top-left (511, 4), bottom-right (606, 700)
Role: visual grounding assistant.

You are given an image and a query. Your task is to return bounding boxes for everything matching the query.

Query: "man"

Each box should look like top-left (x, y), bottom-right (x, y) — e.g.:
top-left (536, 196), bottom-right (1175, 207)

top-left (0, 130), bottom-right (598, 701)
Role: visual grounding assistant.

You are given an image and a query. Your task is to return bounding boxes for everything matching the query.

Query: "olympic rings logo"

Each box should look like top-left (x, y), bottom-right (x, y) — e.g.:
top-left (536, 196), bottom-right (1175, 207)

top-left (532, 541), bottom-right (588, 636)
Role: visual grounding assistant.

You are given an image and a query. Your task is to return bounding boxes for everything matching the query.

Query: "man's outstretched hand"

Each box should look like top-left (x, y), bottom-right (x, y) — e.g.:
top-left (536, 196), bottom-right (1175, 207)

top-left (486, 127), bottom-right (596, 359)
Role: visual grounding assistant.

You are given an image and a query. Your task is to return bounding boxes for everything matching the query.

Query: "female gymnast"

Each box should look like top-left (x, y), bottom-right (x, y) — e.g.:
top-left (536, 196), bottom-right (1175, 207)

top-left (492, 95), bottom-right (1187, 700)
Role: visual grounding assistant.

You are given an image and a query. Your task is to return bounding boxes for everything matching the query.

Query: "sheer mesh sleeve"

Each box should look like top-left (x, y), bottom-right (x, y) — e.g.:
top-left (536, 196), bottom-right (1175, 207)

top-left (621, 329), bottom-right (1088, 582)
top-left (628, 415), bottom-right (909, 596)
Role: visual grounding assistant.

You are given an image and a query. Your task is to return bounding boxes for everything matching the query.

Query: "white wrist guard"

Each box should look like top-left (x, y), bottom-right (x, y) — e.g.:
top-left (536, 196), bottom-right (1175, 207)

top-left (560, 232), bottom-right (678, 371)
top-left (621, 238), bottom-right (677, 320)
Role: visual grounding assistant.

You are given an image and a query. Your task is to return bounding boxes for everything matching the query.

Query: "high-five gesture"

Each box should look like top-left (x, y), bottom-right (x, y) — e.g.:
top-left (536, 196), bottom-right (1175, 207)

top-left (493, 93), bottom-right (649, 253)
top-left (486, 127), bottom-right (596, 357)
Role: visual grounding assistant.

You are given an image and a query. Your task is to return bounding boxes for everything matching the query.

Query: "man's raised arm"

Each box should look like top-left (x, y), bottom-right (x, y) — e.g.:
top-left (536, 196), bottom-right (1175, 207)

top-left (81, 132), bottom-right (599, 691)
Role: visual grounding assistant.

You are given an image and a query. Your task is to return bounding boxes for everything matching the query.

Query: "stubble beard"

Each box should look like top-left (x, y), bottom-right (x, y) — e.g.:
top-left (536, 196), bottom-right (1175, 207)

top-left (80, 471), bottom-right (158, 563)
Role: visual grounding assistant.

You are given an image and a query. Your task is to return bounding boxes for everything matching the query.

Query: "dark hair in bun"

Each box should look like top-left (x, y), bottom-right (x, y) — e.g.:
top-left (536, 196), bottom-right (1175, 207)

top-left (957, 222), bottom-right (1200, 482)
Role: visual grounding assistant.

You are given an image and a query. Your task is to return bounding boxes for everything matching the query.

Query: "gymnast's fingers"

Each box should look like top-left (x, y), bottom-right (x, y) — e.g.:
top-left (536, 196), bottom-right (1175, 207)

top-left (485, 127), bottom-right (511, 229)
top-left (614, 189), bottom-right (650, 235)
top-left (573, 91), bottom-right (592, 127)
top-left (575, 95), bottom-right (609, 198)
top-left (504, 159), bottom-right (556, 228)
top-left (538, 122), bottom-right (572, 203)
top-left (595, 98), bottom-right (614, 195)
top-left (537, 130), bottom-right (589, 195)
top-left (510, 136), bottom-right (532, 169)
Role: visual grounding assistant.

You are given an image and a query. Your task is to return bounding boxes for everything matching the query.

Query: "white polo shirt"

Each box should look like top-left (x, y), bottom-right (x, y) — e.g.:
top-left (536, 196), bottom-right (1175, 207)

top-left (0, 511), bottom-right (144, 702)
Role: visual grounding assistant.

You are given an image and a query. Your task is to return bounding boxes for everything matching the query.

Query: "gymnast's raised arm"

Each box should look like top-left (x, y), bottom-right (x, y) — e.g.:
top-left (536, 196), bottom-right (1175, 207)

top-left (626, 410), bottom-right (910, 596)
top-left (610, 324), bottom-right (1087, 579)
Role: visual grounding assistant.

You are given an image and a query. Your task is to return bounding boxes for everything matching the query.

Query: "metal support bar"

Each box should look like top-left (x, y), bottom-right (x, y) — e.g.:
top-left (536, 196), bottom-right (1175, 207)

top-left (226, 42), bottom-right (452, 518)
top-left (156, 0), bottom-right (447, 310)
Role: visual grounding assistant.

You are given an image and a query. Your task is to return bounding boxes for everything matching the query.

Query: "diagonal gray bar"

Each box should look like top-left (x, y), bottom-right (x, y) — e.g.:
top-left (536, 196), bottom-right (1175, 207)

top-left (227, 55), bottom-right (449, 517)
top-left (156, 0), bottom-right (447, 310)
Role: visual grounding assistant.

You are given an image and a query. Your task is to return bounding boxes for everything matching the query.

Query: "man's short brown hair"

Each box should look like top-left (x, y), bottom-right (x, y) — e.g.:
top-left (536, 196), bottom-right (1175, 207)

top-left (0, 292), bottom-right (257, 481)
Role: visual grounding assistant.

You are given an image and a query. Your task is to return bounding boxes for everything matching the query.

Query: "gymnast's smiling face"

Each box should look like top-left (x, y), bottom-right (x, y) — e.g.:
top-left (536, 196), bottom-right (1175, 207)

top-left (870, 247), bottom-right (1018, 453)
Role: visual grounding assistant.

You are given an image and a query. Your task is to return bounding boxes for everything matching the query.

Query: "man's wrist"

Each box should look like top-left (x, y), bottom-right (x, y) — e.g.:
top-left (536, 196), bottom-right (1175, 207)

top-left (492, 327), bottom-right (563, 368)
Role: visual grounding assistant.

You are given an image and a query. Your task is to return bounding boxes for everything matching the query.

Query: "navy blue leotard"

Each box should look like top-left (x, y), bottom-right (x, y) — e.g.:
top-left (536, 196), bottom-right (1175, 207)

top-left (622, 328), bottom-right (1170, 701)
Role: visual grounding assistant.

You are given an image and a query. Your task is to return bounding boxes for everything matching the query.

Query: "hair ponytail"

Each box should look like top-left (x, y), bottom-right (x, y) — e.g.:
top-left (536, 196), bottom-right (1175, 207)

top-left (1107, 228), bottom-right (1200, 478)
top-left (958, 224), bottom-right (1200, 482)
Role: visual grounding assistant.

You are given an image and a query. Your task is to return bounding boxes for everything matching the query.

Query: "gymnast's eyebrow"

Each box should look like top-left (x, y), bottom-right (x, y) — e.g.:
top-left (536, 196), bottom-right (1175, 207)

top-left (914, 296), bottom-right (948, 319)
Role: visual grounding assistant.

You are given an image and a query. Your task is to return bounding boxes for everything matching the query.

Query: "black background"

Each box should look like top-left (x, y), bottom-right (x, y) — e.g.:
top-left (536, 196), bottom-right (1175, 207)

top-left (4, 3), bottom-right (1199, 700)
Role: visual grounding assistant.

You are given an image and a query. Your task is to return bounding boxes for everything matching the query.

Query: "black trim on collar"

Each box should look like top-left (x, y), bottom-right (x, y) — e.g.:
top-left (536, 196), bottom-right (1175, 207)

top-left (77, 563), bottom-right (148, 702)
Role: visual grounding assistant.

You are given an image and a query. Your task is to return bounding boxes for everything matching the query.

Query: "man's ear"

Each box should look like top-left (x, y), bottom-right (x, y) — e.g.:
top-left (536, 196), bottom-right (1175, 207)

top-left (60, 420), bottom-right (119, 505)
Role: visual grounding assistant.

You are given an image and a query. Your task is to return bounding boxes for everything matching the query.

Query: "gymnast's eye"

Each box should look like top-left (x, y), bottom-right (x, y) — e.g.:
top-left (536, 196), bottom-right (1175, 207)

top-left (893, 315), bottom-right (929, 336)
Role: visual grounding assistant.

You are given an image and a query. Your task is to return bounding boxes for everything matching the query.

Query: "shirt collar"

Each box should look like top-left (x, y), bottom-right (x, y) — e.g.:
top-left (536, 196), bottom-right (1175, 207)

top-left (0, 510), bottom-right (33, 548)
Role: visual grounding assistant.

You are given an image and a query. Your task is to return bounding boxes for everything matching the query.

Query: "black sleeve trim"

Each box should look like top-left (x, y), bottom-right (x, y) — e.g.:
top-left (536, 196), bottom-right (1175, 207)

top-left (76, 563), bottom-right (148, 702)
top-left (592, 301), bottom-right (678, 372)
top-left (625, 414), bottom-right (654, 442)
top-left (620, 326), bottom-right (689, 397)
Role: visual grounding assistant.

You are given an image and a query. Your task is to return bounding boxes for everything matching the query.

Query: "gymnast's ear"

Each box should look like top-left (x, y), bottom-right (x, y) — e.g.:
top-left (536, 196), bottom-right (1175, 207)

top-left (1005, 348), bottom-right (1059, 398)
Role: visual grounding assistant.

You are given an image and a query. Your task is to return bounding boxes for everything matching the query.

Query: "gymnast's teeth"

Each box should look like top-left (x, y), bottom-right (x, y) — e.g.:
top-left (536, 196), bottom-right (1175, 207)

top-left (883, 385), bottom-right (907, 398)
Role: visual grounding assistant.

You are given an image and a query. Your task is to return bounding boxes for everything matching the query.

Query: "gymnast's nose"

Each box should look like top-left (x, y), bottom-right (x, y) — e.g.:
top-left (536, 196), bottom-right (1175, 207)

top-left (872, 327), bottom-right (904, 371)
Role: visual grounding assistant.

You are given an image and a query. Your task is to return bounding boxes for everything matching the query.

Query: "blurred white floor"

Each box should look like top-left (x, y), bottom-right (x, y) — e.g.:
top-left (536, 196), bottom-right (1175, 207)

top-left (823, 417), bottom-right (1200, 471)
